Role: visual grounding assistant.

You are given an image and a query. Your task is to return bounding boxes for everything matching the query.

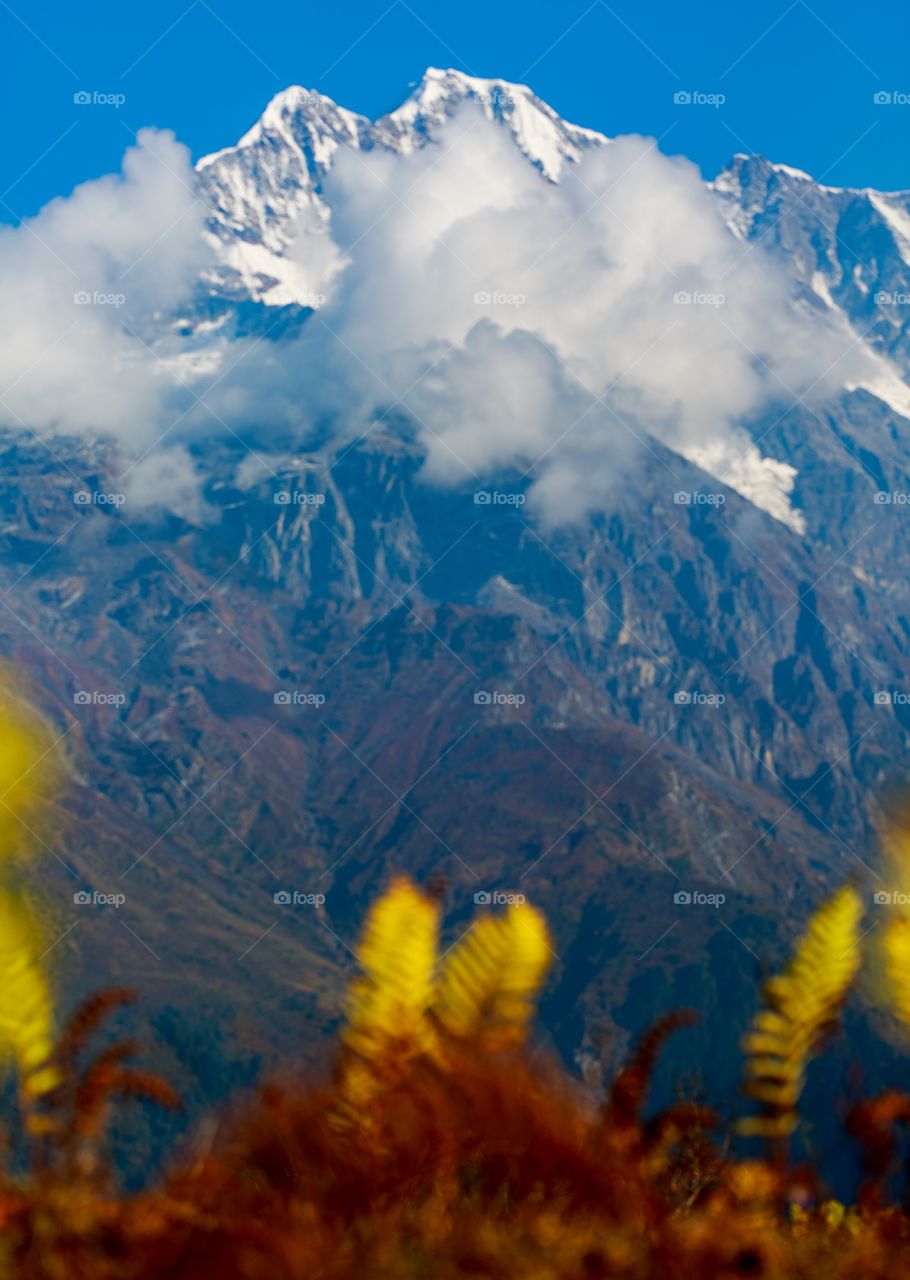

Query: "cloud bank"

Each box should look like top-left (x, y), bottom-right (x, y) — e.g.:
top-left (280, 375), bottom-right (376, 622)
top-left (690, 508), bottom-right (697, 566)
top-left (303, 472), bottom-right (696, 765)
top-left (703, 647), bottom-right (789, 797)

top-left (0, 129), bottom-right (206, 440)
top-left (0, 112), bottom-right (889, 528)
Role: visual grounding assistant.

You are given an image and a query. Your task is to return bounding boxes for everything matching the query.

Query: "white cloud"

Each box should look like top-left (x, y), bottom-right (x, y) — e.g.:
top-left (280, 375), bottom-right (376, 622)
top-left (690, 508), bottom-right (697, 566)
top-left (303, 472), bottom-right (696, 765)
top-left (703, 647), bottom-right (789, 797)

top-left (0, 128), bottom-right (206, 441)
top-left (196, 115), bottom-right (873, 526)
top-left (0, 111), bottom-right (892, 527)
top-left (123, 445), bottom-right (212, 524)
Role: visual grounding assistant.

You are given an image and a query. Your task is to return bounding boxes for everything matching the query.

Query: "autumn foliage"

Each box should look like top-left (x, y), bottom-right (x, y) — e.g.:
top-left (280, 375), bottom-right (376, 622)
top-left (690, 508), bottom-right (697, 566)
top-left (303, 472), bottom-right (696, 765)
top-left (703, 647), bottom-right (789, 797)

top-left (0, 876), bottom-right (905, 1278)
top-left (3, 695), bottom-right (910, 1275)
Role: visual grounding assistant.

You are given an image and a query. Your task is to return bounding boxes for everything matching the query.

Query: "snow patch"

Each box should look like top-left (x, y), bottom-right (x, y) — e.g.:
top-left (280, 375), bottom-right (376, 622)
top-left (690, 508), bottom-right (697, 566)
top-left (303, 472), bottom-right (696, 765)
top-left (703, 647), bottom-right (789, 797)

top-left (846, 353), bottom-right (910, 421)
top-left (770, 162), bottom-right (815, 182)
top-left (810, 271), bottom-right (836, 309)
top-left (868, 191), bottom-right (910, 268)
top-left (852, 263), bottom-right (868, 295)
top-left (200, 235), bottom-right (316, 307)
top-left (683, 436), bottom-right (806, 534)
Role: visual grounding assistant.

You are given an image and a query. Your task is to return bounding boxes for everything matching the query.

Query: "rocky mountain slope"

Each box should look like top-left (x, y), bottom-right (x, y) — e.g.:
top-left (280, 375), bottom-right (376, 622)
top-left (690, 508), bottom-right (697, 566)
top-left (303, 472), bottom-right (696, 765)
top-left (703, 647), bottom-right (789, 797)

top-left (3, 70), bottom-right (910, 1164)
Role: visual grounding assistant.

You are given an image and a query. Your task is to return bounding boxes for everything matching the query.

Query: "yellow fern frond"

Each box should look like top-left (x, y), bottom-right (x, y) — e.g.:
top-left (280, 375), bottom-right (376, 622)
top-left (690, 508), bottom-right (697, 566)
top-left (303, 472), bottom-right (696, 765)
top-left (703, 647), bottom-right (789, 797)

top-left (335, 883), bottom-right (552, 1132)
top-left (435, 901), bottom-right (552, 1045)
top-left (492, 902), bottom-right (552, 1038)
top-left (342, 876), bottom-right (440, 1061)
top-left (0, 889), bottom-right (60, 1100)
top-left (884, 915), bottom-right (910, 1032)
top-left (0, 684), bottom-right (60, 861)
top-left (737, 883), bottom-right (862, 1140)
top-left (434, 914), bottom-right (512, 1037)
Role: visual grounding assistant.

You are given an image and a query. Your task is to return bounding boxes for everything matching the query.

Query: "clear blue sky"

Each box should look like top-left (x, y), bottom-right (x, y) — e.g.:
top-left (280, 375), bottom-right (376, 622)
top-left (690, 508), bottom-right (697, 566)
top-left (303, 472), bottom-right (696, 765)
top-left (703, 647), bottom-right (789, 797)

top-left (1, 0), bottom-right (907, 224)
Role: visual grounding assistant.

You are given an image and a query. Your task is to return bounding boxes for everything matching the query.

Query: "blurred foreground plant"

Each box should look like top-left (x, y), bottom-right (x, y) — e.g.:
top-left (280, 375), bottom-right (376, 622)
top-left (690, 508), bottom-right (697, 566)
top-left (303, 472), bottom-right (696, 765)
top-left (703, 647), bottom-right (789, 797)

top-left (1, 758), bottom-right (910, 1274)
top-left (0, 689), bottom-right (67, 1119)
top-left (737, 883), bottom-right (862, 1143)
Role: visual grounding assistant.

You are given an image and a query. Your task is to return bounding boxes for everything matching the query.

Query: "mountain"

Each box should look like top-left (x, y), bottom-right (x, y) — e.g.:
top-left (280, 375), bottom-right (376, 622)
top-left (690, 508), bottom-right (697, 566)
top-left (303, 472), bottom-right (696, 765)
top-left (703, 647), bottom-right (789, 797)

top-left (4, 69), bottom-right (910, 1178)
top-left (195, 69), bottom-right (910, 396)
top-left (711, 153), bottom-right (910, 382)
top-left (196, 68), bottom-right (607, 308)
top-left (191, 68), bottom-right (910, 518)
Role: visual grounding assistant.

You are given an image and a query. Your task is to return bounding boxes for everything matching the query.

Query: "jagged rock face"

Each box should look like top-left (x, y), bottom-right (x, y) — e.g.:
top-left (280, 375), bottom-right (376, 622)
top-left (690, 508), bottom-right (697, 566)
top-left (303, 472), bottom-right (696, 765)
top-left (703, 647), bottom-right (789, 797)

top-left (711, 154), bottom-right (910, 374)
top-left (4, 70), bottom-right (910, 1165)
top-left (4, 407), bottom-right (909, 1083)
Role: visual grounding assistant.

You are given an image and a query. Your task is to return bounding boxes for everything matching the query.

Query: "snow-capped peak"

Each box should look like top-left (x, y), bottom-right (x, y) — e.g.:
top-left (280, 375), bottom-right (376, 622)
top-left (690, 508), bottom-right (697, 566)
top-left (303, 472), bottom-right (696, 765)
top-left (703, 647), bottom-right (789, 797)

top-left (193, 67), bottom-right (612, 307)
top-left (198, 84), bottom-right (369, 175)
top-left (237, 86), bottom-right (365, 157)
top-left (710, 153), bottom-right (818, 203)
top-left (190, 71), bottom-right (910, 537)
top-left (377, 67), bottom-right (607, 181)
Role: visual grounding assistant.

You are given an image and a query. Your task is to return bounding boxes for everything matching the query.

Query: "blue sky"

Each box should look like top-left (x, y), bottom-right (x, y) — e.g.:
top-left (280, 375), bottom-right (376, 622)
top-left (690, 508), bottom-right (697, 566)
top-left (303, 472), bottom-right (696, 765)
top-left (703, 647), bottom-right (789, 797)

top-left (1, 0), bottom-right (907, 224)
